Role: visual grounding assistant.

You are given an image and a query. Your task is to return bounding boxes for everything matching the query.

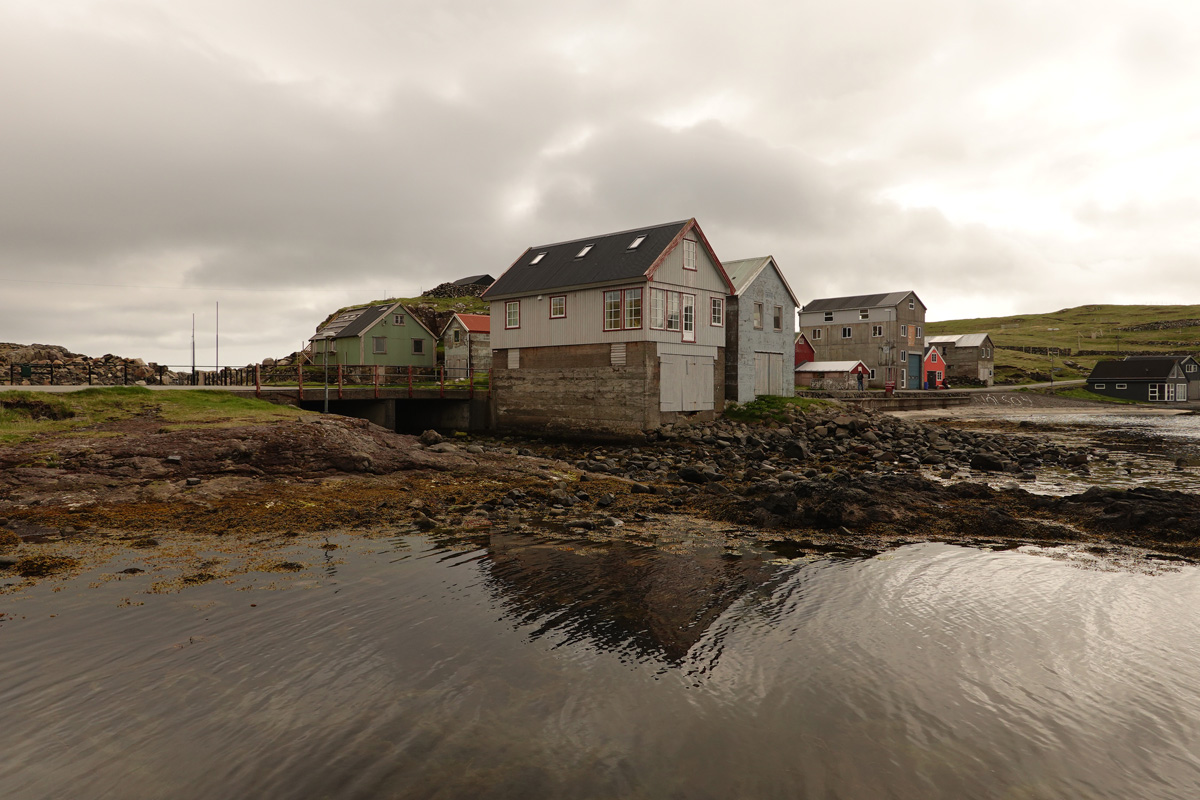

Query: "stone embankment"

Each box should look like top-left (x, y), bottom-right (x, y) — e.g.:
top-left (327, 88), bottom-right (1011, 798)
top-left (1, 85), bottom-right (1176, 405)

top-left (0, 343), bottom-right (182, 386)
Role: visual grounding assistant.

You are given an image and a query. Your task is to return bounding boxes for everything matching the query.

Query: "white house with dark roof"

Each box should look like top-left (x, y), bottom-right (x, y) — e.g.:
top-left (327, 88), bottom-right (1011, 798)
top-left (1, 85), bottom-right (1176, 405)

top-left (482, 218), bottom-right (734, 434)
top-left (722, 256), bottom-right (800, 403)
top-left (798, 291), bottom-right (926, 388)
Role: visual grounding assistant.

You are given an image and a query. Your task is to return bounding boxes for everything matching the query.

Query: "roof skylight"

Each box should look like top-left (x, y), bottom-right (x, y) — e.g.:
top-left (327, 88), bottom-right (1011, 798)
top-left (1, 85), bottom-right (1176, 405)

top-left (530, 252), bottom-right (546, 264)
top-left (628, 235), bottom-right (646, 250)
top-left (576, 244), bottom-right (594, 258)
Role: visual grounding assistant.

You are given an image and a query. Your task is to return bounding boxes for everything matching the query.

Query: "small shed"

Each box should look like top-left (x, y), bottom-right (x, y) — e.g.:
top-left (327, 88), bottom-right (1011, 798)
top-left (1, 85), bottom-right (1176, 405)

top-left (441, 313), bottom-right (491, 378)
top-left (921, 344), bottom-right (947, 389)
top-left (794, 360), bottom-right (870, 390)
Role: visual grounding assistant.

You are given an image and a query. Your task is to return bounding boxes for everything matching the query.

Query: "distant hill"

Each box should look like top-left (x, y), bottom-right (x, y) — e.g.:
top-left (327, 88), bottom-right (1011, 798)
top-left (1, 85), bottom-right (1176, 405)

top-left (926, 304), bottom-right (1200, 384)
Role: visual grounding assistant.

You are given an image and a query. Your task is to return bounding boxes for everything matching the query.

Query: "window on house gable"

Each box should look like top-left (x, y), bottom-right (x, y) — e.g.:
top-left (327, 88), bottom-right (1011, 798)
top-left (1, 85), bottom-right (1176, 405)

top-left (711, 297), bottom-right (724, 326)
top-left (550, 295), bottom-right (566, 318)
top-left (576, 244), bottom-right (594, 258)
top-left (505, 301), bottom-right (520, 329)
top-left (453, 329), bottom-right (461, 343)
top-left (394, 314), bottom-right (405, 325)
top-left (841, 327), bottom-right (853, 338)
top-left (773, 306), bottom-right (783, 331)
top-left (909, 298), bottom-right (915, 309)
top-left (530, 252), bottom-right (546, 264)
top-left (1188, 364), bottom-right (1197, 373)
top-left (753, 302), bottom-right (764, 329)
top-left (373, 337), bottom-right (387, 354)
top-left (629, 235), bottom-right (646, 249)
top-left (683, 239), bottom-right (697, 270)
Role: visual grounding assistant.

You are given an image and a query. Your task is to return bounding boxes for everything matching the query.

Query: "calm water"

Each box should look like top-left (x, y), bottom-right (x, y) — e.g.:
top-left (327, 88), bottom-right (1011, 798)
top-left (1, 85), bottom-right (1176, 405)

top-left (3, 534), bottom-right (1200, 799)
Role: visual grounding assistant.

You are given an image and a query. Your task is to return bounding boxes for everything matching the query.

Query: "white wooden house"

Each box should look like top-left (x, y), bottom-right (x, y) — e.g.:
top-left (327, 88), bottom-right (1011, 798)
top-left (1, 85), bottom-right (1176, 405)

top-left (482, 218), bottom-right (734, 434)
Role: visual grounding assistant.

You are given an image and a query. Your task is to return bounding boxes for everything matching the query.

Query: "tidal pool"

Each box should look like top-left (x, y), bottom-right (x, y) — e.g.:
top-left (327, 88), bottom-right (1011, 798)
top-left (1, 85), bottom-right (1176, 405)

top-left (2, 534), bottom-right (1200, 799)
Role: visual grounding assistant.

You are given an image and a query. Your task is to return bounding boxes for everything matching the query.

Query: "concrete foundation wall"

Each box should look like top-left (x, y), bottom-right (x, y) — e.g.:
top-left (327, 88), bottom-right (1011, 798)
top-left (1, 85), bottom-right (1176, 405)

top-left (492, 342), bottom-right (724, 437)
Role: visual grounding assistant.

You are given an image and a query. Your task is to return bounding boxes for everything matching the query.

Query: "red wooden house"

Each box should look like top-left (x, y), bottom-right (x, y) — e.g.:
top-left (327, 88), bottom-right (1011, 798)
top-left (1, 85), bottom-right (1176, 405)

top-left (921, 344), bottom-right (947, 389)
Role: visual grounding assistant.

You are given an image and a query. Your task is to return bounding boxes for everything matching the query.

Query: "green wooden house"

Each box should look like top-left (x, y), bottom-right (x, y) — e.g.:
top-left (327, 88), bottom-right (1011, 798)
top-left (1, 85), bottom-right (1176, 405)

top-left (309, 302), bottom-right (437, 368)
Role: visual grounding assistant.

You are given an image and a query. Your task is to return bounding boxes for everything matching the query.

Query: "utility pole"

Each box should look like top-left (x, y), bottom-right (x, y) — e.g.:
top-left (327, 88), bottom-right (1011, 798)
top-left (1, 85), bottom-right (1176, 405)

top-left (191, 313), bottom-right (196, 384)
top-left (215, 301), bottom-right (219, 372)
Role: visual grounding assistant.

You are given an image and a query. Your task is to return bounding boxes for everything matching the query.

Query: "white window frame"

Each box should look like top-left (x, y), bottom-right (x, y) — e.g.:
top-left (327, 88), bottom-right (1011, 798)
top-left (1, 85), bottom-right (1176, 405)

top-left (872, 325), bottom-right (883, 338)
top-left (773, 305), bottom-right (783, 331)
top-left (550, 295), bottom-right (566, 319)
top-left (812, 329), bottom-right (823, 340)
top-left (710, 297), bottom-right (724, 327)
top-left (1114, 383), bottom-right (1126, 389)
top-left (1149, 384), bottom-right (1160, 401)
top-left (372, 337), bottom-right (387, 354)
top-left (908, 298), bottom-right (915, 310)
top-left (683, 239), bottom-right (697, 270)
top-left (505, 301), bottom-right (520, 330)
top-left (393, 314), bottom-right (405, 325)
top-left (530, 252), bottom-right (546, 264)
top-left (823, 311), bottom-right (834, 322)
top-left (1095, 383), bottom-right (1107, 389)
top-left (859, 309), bottom-right (869, 320)
top-left (916, 326), bottom-right (923, 339)
top-left (841, 327), bottom-right (853, 339)
top-left (900, 324), bottom-right (908, 337)
top-left (753, 302), bottom-right (764, 329)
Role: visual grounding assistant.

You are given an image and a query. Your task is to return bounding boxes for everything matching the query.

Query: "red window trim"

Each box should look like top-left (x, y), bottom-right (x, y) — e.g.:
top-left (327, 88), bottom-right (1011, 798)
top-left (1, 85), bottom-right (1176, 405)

top-left (549, 295), bottom-right (566, 319)
top-left (505, 300), bottom-right (520, 330)
top-left (710, 296), bottom-right (724, 327)
top-left (603, 288), bottom-right (645, 332)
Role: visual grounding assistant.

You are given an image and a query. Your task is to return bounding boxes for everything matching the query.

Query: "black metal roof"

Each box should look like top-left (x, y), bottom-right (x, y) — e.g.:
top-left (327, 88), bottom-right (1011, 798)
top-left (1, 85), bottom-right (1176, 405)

top-left (452, 274), bottom-right (494, 286)
top-left (337, 305), bottom-right (393, 339)
top-left (483, 220), bottom-right (691, 298)
top-left (801, 291), bottom-right (921, 313)
top-left (1088, 359), bottom-right (1179, 381)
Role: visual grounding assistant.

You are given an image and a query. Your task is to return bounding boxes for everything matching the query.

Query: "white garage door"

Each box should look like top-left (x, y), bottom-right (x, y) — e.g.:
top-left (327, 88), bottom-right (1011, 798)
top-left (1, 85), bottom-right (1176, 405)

top-left (660, 355), bottom-right (714, 412)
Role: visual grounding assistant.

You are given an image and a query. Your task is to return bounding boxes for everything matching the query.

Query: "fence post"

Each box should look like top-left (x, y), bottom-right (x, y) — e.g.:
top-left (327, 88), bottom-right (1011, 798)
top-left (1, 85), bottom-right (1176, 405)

top-left (298, 363), bottom-right (303, 401)
top-left (408, 365), bottom-right (413, 398)
top-left (255, 364), bottom-right (261, 398)
top-left (374, 365), bottom-right (380, 399)
top-left (468, 368), bottom-right (474, 399)
top-left (337, 364), bottom-right (343, 400)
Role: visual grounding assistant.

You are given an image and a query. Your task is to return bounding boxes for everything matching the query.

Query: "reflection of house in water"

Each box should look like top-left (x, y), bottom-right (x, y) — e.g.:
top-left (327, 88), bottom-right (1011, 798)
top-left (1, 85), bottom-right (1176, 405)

top-left (483, 534), bottom-right (780, 664)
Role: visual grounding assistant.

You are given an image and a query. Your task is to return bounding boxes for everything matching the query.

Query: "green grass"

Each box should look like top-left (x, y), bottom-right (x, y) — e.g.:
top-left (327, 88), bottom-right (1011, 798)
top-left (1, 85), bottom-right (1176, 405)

top-left (0, 387), bottom-right (308, 443)
top-left (723, 395), bottom-right (833, 423)
top-left (927, 304), bottom-right (1200, 384)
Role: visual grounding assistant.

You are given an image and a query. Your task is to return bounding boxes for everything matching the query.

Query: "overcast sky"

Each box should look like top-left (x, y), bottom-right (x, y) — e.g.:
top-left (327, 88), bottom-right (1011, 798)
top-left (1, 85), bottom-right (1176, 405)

top-left (2, 0), bottom-right (1197, 366)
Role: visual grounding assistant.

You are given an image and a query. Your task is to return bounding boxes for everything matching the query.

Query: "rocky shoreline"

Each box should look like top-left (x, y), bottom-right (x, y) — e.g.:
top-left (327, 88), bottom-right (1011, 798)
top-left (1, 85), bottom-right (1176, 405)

top-left (2, 399), bottom-right (1200, 589)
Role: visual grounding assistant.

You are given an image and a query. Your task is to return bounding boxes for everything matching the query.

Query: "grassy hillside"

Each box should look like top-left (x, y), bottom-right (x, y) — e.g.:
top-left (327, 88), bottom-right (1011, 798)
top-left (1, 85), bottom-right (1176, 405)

top-left (926, 304), bottom-right (1200, 384)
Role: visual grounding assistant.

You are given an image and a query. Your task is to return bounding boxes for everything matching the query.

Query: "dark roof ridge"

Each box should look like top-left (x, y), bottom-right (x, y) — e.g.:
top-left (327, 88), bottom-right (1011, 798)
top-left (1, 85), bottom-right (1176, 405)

top-left (527, 219), bottom-right (692, 251)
